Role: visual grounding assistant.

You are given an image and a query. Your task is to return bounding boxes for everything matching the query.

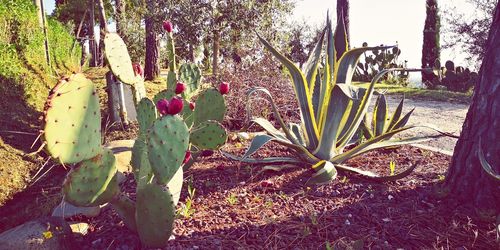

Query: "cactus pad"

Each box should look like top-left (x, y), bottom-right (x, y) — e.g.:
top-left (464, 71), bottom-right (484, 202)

top-left (190, 121), bottom-right (227, 150)
top-left (136, 98), bottom-right (157, 135)
top-left (147, 115), bottom-right (189, 184)
top-left (44, 73), bottom-right (101, 164)
top-left (193, 89), bottom-right (226, 125)
top-left (135, 184), bottom-right (175, 248)
top-left (167, 167), bottom-right (183, 205)
top-left (104, 33), bottom-right (138, 85)
top-left (110, 193), bottom-right (137, 232)
top-left (179, 63), bottom-right (202, 99)
top-left (62, 148), bottom-right (118, 207)
top-left (153, 89), bottom-right (175, 107)
top-left (181, 99), bottom-right (194, 128)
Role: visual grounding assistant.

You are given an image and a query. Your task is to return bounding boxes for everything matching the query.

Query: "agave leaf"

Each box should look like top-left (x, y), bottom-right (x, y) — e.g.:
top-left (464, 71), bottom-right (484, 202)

top-left (261, 164), bottom-right (300, 172)
top-left (332, 125), bottom-right (442, 163)
top-left (289, 123), bottom-right (305, 146)
top-left (221, 151), bottom-right (304, 165)
top-left (360, 115), bottom-right (373, 140)
top-left (242, 135), bottom-right (275, 159)
top-left (246, 87), bottom-right (320, 162)
top-left (304, 28), bottom-right (327, 89)
top-left (478, 146), bottom-right (500, 181)
top-left (306, 161), bottom-right (338, 185)
top-left (251, 118), bottom-right (289, 142)
top-left (389, 108), bottom-right (414, 131)
top-left (312, 69), bottom-right (323, 121)
top-left (336, 162), bottom-right (417, 181)
top-left (314, 84), bottom-right (355, 159)
top-left (335, 69), bottom-right (400, 150)
top-left (257, 33), bottom-right (319, 149)
top-left (373, 94), bottom-right (388, 136)
top-left (334, 10), bottom-right (348, 60)
top-left (387, 96), bottom-right (405, 131)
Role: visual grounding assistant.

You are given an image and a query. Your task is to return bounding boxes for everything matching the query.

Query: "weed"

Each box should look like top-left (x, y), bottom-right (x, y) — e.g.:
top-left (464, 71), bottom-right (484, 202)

top-left (226, 192), bottom-right (238, 205)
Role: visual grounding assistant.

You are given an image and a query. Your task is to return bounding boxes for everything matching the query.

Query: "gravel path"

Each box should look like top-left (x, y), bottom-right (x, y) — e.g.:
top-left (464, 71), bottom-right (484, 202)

top-left (381, 96), bottom-right (469, 154)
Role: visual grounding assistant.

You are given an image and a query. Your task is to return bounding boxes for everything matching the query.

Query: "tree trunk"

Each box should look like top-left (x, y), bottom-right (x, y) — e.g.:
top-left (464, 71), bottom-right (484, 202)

top-left (115, 0), bottom-right (126, 38)
top-left (144, 0), bottom-right (159, 80)
top-left (97, 0), bottom-right (108, 67)
top-left (444, 2), bottom-right (500, 215)
top-left (89, 0), bottom-right (97, 67)
top-left (33, 0), bottom-right (50, 66)
top-left (212, 30), bottom-right (220, 77)
top-left (336, 0), bottom-right (350, 48)
top-left (421, 0), bottom-right (440, 84)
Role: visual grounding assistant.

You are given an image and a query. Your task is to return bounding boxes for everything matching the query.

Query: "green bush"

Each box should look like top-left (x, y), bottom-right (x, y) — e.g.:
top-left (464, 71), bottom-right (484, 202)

top-left (0, 0), bottom-right (81, 150)
top-left (0, 0), bottom-right (81, 113)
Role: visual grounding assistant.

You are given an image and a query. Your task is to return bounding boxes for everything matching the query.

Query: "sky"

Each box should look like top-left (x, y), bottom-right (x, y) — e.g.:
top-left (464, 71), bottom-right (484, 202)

top-left (42, 0), bottom-right (478, 72)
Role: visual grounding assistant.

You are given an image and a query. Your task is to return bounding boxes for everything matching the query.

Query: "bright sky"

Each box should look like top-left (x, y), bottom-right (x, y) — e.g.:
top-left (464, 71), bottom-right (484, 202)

top-left (43, 0), bottom-right (478, 70)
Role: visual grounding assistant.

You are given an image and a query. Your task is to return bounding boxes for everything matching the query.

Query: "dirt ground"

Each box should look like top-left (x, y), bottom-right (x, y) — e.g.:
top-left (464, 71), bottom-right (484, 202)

top-left (382, 96), bottom-right (469, 154)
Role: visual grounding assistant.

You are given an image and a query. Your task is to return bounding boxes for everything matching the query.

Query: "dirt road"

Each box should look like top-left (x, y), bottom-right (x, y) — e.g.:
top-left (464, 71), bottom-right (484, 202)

top-left (382, 96), bottom-right (469, 154)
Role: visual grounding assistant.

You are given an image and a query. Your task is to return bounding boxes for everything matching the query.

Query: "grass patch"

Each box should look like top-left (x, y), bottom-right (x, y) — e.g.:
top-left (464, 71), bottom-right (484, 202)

top-left (354, 82), bottom-right (472, 104)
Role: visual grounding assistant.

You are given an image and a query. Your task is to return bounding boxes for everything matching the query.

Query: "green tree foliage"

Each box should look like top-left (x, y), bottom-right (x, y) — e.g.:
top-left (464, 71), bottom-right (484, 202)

top-left (421, 0), bottom-right (441, 84)
top-left (443, 0), bottom-right (496, 67)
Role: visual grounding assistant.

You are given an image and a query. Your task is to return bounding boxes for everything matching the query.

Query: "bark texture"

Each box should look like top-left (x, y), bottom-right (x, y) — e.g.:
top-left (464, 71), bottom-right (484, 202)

top-left (212, 30), bottom-right (220, 78)
top-left (144, 0), bottom-right (160, 80)
top-left (115, 0), bottom-right (125, 38)
top-left (97, 0), bottom-right (107, 66)
top-left (89, 0), bottom-right (97, 67)
top-left (444, 2), bottom-right (500, 214)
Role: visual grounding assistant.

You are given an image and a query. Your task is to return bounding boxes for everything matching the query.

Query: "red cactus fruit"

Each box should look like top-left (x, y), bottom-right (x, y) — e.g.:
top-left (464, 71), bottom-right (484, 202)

top-left (163, 20), bottom-right (173, 33)
top-left (132, 62), bottom-right (144, 78)
top-left (219, 82), bottom-right (230, 95)
top-left (167, 96), bottom-right (184, 115)
top-left (183, 151), bottom-right (191, 165)
top-left (175, 82), bottom-right (186, 94)
top-left (189, 102), bottom-right (195, 110)
top-left (157, 99), bottom-right (169, 116)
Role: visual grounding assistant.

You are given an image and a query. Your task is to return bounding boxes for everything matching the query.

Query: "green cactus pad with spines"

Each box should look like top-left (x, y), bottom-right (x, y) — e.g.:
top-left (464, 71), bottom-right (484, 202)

top-left (166, 71), bottom-right (178, 91)
top-left (190, 121), bottom-right (227, 150)
top-left (181, 100), bottom-right (194, 128)
top-left (132, 81), bottom-right (147, 105)
top-left (44, 73), bottom-right (101, 164)
top-left (135, 184), bottom-right (176, 248)
top-left (153, 89), bottom-right (175, 107)
top-left (110, 193), bottom-right (137, 232)
top-left (104, 33), bottom-right (138, 85)
top-left (147, 115), bottom-right (189, 184)
top-left (136, 98), bottom-right (157, 135)
top-left (131, 136), bottom-right (147, 182)
top-left (179, 63), bottom-right (202, 99)
top-left (62, 148), bottom-right (118, 207)
top-left (193, 89), bottom-right (226, 126)
top-left (167, 167), bottom-right (183, 205)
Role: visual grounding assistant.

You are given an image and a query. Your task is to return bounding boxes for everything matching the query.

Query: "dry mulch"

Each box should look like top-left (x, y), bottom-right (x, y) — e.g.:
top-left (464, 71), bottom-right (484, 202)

top-left (73, 143), bottom-right (498, 249)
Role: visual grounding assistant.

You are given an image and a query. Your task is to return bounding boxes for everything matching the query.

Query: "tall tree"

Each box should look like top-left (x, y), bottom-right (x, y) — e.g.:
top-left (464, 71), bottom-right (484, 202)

top-left (97, 0), bottom-right (108, 66)
top-left (144, 0), bottom-right (160, 80)
top-left (421, 0), bottom-right (441, 85)
top-left (336, 0), bottom-right (350, 47)
top-left (33, 0), bottom-right (51, 65)
top-left (444, 1), bottom-right (499, 214)
top-left (114, 0), bottom-right (125, 38)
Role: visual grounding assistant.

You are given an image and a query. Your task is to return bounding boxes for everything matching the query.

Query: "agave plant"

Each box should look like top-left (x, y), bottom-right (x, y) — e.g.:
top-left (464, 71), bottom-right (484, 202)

top-left (223, 14), bottom-right (440, 184)
top-left (359, 94), bottom-right (414, 142)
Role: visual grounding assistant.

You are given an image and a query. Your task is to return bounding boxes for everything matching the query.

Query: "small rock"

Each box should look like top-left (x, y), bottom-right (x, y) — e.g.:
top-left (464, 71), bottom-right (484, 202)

top-left (0, 217), bottom-right (73, 250)
top-left (104, 140), bottom-right (134, 174)
top-left (52, 200), bottom-right (101, 218)
top-left (69, 222), bottom-right (89, 235)
top-left (388, 195), bottom-right (394, 200)
top-left (237, 132), bottom-right (250, 140)
top-left (345, 219), bottom-right (351, 225)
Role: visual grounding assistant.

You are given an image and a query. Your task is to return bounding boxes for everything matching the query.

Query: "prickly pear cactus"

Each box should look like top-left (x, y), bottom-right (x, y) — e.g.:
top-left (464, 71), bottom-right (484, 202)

top-left (181, 99), bottom-right (194, 128)
top-left (104, 33), bottom-right (139, 85)
top-left (153, 90), bottom-right (175, 106)
top-left (136, 98), bottom-right (157, 135)
top-left (165, 31), bottom-right (178, 90)
top-left (135, 184), bottom-right (176, 248)
top-left (179, 63), bottom-right (202, 99)
top-left (44, 73), bottom-right (101, 164)
top-left (110, 194), bottom-right (137, 231)
top-left (147, 115), bottom-right (189, 184)
top-left (193, 89), bottom-right (226, 126)
top-left (190, 121), bottom-right (227, 150)
top-left (62, 148), bottom-right (118, 207)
